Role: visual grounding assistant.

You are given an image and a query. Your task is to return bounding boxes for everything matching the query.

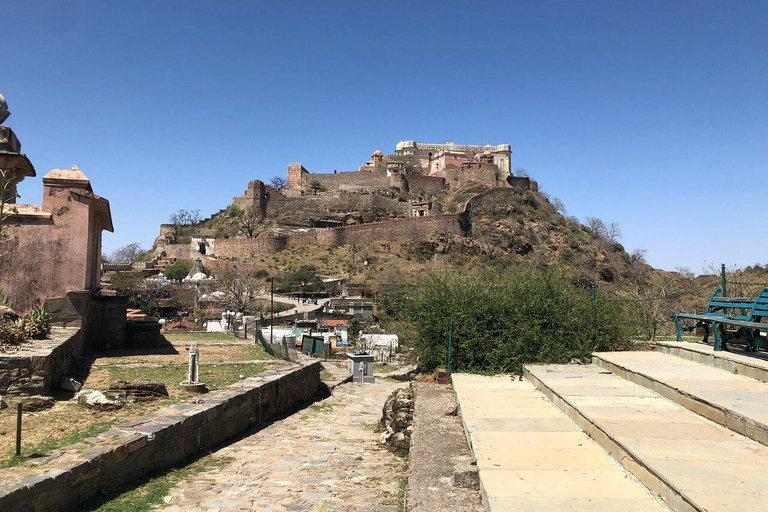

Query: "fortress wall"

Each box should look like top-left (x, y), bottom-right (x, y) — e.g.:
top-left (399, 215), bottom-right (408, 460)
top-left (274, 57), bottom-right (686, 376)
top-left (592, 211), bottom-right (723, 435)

top-left (215, 215), bottom-right (463, 259)
top-left (267, 192), bottom-right (410, 219)
top-left (306, 169), bottom-right (391, 192)
top-left (407, 175), bottom-right (446, 196)
top-left (445, 165), bottom-right (500, 188)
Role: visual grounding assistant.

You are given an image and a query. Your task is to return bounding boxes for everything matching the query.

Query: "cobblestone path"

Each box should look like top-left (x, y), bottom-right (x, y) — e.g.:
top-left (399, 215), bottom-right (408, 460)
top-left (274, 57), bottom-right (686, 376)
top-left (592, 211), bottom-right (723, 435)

top-left (161, 379), bottom-right (407, 512)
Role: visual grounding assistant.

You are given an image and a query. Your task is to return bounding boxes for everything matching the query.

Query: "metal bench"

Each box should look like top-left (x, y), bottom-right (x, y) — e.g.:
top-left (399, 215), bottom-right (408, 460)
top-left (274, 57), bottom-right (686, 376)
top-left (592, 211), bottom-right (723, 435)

top-left (674, 288), bottom-right (766, 349)
top-left (711, 291), bottom-right (768, 352)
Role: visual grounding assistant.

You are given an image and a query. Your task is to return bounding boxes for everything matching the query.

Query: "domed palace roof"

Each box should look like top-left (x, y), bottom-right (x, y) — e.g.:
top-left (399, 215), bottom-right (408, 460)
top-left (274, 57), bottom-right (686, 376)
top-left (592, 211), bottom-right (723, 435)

top-left (395, 140), bottom-right (416, 151)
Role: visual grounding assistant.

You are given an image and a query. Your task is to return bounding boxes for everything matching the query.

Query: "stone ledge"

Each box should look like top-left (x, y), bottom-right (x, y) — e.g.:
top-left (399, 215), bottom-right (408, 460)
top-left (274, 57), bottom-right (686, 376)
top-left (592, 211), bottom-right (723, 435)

top-left (0, 360), bottom-right (321, 512)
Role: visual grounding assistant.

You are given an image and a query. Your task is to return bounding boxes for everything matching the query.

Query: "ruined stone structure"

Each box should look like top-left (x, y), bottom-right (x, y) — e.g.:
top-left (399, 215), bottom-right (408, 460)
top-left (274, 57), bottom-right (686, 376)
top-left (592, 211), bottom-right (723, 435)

top-left (233, 179), bottom-right (268, 217)
top-left (0, 102), bottom-right (114, 312)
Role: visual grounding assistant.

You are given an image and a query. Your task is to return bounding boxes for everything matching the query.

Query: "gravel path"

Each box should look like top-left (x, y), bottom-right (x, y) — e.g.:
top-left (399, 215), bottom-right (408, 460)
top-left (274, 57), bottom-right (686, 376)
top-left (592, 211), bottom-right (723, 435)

top-left (406, 382), bottom-right (483, 512)
top-left (161, 379), bottom-right (408, 511)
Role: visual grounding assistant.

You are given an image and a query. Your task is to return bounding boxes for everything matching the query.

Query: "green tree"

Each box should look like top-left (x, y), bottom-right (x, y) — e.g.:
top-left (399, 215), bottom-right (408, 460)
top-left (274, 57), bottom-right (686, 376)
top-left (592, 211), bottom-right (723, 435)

top-left (308, 179), bottom-right (326, 195)
top-left (280, 265), bottom-right (324, 295)
top-left (164, 260), bottom-right (191, 280)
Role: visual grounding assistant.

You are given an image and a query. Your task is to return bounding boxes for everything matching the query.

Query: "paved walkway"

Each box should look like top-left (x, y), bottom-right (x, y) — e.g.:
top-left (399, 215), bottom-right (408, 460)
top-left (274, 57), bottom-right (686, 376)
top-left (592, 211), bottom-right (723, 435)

top-left (526, 364), bottom-right (768, 512)
top-left (452, 373), bottom-right (668, 512)
top-left (593, 350), bottom-right (768, 445)
top-left (161, 379), bottom-right (407, 511)
top-left (653, 340), bottom-right (768, 382)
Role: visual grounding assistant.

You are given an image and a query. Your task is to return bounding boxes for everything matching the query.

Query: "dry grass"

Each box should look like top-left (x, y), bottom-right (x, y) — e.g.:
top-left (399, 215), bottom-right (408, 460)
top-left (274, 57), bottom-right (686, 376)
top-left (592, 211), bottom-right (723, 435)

top-left (0, 332), bottom-right (279, 467)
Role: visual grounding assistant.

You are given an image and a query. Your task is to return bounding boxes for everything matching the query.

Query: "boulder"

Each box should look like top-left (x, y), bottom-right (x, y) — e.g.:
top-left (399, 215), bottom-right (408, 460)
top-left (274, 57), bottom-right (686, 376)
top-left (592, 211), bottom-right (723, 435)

top-left (58, 377), bottom-right (82, 393)
top-left (76, 389), bottom-right (124, 411)
top-left (21, 395), bottom-right (55, 412)
top-left (109, 378), bottom-right (168, 401)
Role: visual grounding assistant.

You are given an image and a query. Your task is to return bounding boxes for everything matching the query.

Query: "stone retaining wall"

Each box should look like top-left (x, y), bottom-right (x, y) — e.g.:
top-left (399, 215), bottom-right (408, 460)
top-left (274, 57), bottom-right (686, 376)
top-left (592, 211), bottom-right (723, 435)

top-left (0, 361), bottom-right (321, 512)
top-left (0, 327), bottom-right (83, 395)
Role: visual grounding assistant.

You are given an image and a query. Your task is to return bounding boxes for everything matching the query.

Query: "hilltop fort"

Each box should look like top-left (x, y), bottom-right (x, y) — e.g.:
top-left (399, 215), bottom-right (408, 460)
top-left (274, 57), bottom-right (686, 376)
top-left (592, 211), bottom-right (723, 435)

top-left (148, 139), bottom-right (533, 261)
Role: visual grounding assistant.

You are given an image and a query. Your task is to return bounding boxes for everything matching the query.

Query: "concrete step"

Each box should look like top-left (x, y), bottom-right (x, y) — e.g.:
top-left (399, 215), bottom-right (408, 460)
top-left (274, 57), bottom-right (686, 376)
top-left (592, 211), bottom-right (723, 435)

top-left (652, 341), bottom-right (768, 383)
top-left (592, 351), bottom-right (768, 446)
top-left (452, 373), bottom-right (669, 512)
top-left (525, 364), bottom-right (768, 512)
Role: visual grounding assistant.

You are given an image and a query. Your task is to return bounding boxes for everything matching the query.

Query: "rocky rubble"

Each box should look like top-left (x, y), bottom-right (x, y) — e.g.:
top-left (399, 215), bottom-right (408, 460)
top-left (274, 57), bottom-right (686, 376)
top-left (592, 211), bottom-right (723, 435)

top-left (76, 378), bottom-right (169, 410)
top-left (109, 377), bottom-right (169, 401)
top-left (379, 385), bottom-right (414, 452)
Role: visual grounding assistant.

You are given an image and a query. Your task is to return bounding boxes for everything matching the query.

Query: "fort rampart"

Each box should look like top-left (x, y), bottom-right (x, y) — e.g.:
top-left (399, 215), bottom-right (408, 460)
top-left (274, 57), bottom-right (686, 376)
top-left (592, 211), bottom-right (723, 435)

top-left (215, 214), bottom-right (464, 259)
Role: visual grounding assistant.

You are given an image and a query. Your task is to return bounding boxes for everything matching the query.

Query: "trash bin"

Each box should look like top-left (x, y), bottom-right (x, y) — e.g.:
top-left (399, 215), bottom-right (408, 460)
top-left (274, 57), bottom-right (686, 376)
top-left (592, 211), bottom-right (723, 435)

top-left (347, 352), bottom-right (375, 383)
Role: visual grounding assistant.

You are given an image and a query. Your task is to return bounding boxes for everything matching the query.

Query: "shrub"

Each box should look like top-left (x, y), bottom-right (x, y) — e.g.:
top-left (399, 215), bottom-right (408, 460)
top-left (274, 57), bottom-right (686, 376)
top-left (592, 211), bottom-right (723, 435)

top-left (0, 307), bottom-right (51, 345)
top-left (164, 259), bottom-right (192, 280)
top-left (226, 204), bottom-right (244, 218)
top-left (380, 265), bottom-right (634, 373)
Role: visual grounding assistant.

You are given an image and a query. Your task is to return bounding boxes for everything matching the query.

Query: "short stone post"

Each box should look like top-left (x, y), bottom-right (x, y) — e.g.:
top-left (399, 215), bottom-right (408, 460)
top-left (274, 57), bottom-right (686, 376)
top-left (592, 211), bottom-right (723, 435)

top-left (180, 342), bottom-right (207, 393)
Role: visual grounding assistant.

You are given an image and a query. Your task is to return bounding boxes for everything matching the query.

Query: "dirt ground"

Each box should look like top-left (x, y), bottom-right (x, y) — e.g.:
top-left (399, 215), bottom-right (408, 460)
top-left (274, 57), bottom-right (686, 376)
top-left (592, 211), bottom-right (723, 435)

top-left (406, 381), bottom-right (483, 511)
top-left (0, 332), bottom-right (281, 468)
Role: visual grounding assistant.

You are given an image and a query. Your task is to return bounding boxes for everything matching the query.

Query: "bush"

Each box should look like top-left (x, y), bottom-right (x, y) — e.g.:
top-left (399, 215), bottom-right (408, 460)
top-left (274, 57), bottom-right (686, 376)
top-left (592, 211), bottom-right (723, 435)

top-left (226, 204), bottom-right (244, 218)
top-left (380, 265), bottom-right (634, 373)
top-left (0, 307), bottom-right (51, 345)
top-left (164, 260), bottom-right (191, 281)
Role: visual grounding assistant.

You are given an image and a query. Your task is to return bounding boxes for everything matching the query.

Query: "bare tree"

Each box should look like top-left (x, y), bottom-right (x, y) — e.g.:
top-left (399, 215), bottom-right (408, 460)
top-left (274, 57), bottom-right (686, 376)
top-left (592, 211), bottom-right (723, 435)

top-left (169, 209), bottom-right (201, 226)
top-left (551, 197), bottom-right (567, 215)
top-left (217, 264), bottom-right (264, 314)
top-left (237, 207), bottom-right (261, 238)
top-left (514, 166), bottom-right (529, 177)
top-left (108, 242), bottom-right (146, 263)
top-left (630, 248), bottom-right (648, 265)
top-left (606, 222), bottom-right (622, 243)
top-left (584, 216), bottom-right (606, 236)
top-left (270, 176), bottom-right (286, 190)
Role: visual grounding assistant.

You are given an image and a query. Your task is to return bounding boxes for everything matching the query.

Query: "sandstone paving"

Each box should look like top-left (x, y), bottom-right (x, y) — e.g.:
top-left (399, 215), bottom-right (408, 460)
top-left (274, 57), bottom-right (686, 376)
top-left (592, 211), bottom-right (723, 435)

top-left (593, 350), bottom-right (768, 445)
top-left (452, 373), bottom-right (668, 512)
top-left (526, 364), bottom-right (768, 512)
top-left (160, 379), bottom-right (408, 511)
top-left (653, 341), bottom-right (768, 383)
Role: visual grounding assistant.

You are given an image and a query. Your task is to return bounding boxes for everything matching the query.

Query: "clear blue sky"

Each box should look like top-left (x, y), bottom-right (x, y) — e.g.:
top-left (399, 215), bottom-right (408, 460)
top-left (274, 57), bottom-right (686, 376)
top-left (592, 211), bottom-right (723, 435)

top-left (3, 1), bottom-right (766, 272)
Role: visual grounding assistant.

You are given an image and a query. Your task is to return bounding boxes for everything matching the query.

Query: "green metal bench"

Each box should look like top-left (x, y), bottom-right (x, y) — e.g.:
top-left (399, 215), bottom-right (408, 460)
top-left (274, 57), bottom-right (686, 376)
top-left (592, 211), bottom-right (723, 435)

top-left (711, 290), bottom-right (768, 352)
top-left (674, 288), bottom-right (762, 349)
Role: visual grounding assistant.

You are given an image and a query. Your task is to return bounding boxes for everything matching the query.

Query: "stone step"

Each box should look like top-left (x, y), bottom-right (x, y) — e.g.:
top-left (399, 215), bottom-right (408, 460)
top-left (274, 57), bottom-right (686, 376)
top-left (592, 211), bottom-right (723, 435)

top-left (592, 351), bottom-right (768, 446)
top-left (652, 341), bottom-right (768, 383)
top-left (452, 373), bottom-right (669, 512)
top-left (524, 363), bottom-right (768, 512)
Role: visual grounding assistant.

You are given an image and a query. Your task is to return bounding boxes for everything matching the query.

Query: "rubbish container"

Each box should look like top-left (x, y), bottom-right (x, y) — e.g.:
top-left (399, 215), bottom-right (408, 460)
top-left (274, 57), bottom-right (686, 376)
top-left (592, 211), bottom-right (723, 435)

top-left (347, 352), bottom-right (375, 383)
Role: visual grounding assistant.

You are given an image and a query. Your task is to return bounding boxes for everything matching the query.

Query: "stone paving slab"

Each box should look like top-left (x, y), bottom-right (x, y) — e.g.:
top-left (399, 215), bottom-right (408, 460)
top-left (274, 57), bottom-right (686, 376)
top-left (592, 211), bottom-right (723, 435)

top-left (452, 374), bottom-right (668, 512)
top-left (653, 341), bottom-right (768, 383)
top-left (593, 351), bottom-right (768, 446)
top-left (161, 380), bottom-right (407, 511)
top-left (525, 364), bottom-right (768, 512)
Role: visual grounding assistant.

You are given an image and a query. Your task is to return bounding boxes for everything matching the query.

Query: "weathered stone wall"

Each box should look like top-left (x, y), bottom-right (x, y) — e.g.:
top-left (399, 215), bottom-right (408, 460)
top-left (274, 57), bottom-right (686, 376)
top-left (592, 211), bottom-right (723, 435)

top-left (84, 295), bottom-right (128, 350)
top-left (0, 361), bottom-right (321, 512)
top-left (444, 164), bottom-right (500, 188)
top-left (406, 175), bottom-right (446, 196)
top-left (0, 327), bottom-right (83, 395)
top-left (303, 169), bottom-right (392, 193)
top-left (215, 215), bottom-right (464, 259)
top-left (267, 192), bottom-right (410, 223)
